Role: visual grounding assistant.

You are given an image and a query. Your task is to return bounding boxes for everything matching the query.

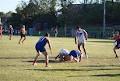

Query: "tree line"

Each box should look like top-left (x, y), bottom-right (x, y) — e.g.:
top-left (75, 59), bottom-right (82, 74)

top-left (0, 0), bottom-right (120, 30)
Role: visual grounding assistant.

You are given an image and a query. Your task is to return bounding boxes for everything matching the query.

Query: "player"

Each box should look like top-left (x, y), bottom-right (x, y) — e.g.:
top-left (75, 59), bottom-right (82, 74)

top-left (75, 26), bottom-right (88, 58)
top-left (18, 25), bottom-right (26, 44)
top-left (0, 24), bottom-right (3, 39)
top-left (8, 25), bottom-right (14, 40)
top-left (54, 27), bottom-right (58, 37)
top-left (55, 48), bottom-right (70, 61)
top-left (55, 48), bottom-right (81, 62)
top-left (64, 50), bottom-right (81, 62)
top-left (113, 31), bottom-right (120, 58)
top-left (33, 33), bottom-right (52, 67)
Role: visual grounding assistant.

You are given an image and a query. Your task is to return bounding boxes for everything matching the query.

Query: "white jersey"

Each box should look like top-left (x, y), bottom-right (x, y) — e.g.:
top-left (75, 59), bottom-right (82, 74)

top-left (76, 29), bottom-right (86, 43)
top-left (59, 48), bottom-right (70, 56)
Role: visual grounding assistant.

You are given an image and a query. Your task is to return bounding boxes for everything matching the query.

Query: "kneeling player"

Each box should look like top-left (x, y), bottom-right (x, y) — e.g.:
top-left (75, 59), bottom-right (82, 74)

top-left (56, 49), bottom-right (81, 62)
top-left (64, 50), bottom-right (81, 62)
top-left (55, 48), bottom-right (70, 61)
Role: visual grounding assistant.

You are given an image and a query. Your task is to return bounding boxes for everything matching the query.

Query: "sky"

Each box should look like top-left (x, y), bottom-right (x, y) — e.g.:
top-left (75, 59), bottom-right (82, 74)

top-left (0, 0), bottom-right (80, 13)
top-left (0, 0), bottom-right (29, 13)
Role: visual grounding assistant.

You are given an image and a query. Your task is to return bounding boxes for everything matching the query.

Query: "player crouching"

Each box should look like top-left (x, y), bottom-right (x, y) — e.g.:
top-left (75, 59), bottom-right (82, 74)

top-left (55, 48), bottom-right (81, 62)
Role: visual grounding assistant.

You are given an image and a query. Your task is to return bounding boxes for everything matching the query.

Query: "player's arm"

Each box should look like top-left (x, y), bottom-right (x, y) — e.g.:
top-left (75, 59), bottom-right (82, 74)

top-left (25, 30), bottom-right (27, 34)
top-left (75, 36), bottom-right (77, 44)
top-left (75, 32), bottom-right (77, 44)
top-left (69, 56), bottom-right (79, 62)
top-left (83, 30), bottom-right (88, 40)
top-left (73, 57), bottom-right (79, 62)
top-left (12, 28), bottom-right (14, 32)
top-left (19, 28), bottom-right (22, 33)
top-left (2, 27), bottom-right (4, 32)
top-left (112, 34), bottom-right (116, 40)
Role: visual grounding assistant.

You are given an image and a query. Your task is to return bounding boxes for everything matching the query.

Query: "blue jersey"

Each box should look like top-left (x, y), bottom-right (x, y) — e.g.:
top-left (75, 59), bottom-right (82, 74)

top-left (35, 36), bottom-right (48, 52)
top-left (69, 50), bottom-right (81, 58)
top-left (36, 36), bottom-right (48, 47)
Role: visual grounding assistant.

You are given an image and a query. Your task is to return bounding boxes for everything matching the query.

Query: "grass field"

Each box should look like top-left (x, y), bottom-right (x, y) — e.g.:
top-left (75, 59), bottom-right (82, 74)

top-left (0, 36), bottom-right (120, 81)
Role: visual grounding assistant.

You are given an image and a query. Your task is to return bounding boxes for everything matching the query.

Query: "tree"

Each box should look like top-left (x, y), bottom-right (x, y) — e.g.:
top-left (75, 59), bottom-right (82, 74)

top-left (0, 12), bottom-right (5, 18)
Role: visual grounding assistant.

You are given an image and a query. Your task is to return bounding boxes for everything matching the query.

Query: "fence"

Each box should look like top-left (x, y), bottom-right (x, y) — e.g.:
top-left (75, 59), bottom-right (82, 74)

top-left (6, 25), bottom-right (120, 38)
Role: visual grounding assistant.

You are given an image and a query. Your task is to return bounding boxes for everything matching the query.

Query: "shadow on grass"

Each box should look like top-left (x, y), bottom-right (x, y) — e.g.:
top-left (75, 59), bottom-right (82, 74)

top-left (92, 73), bottom-right (120, 77)
top-left (26, 68), bottom-right (120, 72)
top-left (0, 56), bottom-right (116, 60)
top-left (80, 64), bottom-right (120, 67)
top-left (0, 64), bottom-right (30, 67)
top-left (0, 56), bottom-right (56, 60)
top-left (88, 40), bottom-right (113, 43)
top-left (67, 73), bottom-right (120, 77)
top-left (24, 59), bottom-right (60, 63)
top-left (0, 57), bottom-right (34, 59)
top-left (88, 56), bottom-right (115, 60)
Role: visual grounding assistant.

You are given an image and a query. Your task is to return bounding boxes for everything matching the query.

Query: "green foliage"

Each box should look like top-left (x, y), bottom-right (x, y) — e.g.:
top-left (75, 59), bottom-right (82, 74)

top-left (58, 2), bottom-right (120, 26)
top-left (6, 1), bottom-right (120, 29)
top-left (106, 1), bottom-right (120, 25)
top-left (0, 12), bottom-right (5, 18)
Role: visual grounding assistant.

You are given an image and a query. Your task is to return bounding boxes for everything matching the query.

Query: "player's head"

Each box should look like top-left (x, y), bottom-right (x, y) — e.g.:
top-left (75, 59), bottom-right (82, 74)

top-left (22, 25), bottom-right (25, 28)
top-left (115, 31), bottom-right (119, 35)
top-left (76, 26), bottom-right (81, 30)
top-left (44, 33), bottom-right (50, 37)
top-left (9, 25), bottom-right (12, 28)
top-left (0, 24), bottom-right (2, 27)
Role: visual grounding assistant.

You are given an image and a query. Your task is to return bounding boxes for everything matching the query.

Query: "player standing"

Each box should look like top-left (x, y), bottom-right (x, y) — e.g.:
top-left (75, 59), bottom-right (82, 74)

top-left (75, 26), bottom-right (88, 58)
top-left (18, 25), bottom-right (26, 44)
top-left (33, 33), bottom-right (52, 67)
top-left (9, 25), bottom-right (14, 40)
top-left (113, 31), bottom-right (120, 58)
top-left (54, 27), bottom-right (58, 37)
top-left (0, 24), bottom-right (3, 39)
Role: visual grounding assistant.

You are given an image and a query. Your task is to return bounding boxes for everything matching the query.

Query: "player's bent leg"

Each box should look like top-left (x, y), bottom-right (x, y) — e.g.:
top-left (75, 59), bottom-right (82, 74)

top-left (18, 38), bottom-right (22, 44)
top-left (33, 52), bottom-right (40, 66)
top-left (55, 54), bottom-right (60, 60)
top-left (113, 47), bottom-right (118, 58)
top-left (42, 51), bottom-right (49, 67)
top-left (9, 35), bottom-right (11, 40)
top-left (22, 37), bottom-right (26, 43)
top-left (79, 56), bottom-right (81, 62)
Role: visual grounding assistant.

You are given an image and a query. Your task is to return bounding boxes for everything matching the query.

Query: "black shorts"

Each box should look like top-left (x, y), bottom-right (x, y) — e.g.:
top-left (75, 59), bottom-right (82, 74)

top-left (21, 33), bottom-right (26, 38)
top-left (9, 32), bottom-right (13, 35)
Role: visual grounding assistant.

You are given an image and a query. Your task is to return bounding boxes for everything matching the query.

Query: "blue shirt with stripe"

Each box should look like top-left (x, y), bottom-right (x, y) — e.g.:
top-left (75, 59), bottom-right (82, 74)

top-left (69, 50), bottom-right (81, 57)
top-left (36, 36), bottom-right (48, 48)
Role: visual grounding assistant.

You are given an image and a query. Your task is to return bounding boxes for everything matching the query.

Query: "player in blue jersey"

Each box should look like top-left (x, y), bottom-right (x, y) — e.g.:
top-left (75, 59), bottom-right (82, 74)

top-left (33, 33), bottom-right (52, 67)
top-left (64, 50), bottom-right (81, 62)
top-left (56, 49), bottom-right (81, 62)
top-left (55, 48), bottom-right (70, 61)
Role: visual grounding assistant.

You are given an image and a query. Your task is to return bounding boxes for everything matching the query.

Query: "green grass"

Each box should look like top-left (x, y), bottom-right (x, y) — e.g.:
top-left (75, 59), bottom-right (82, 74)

top-left (0, 36), bottom-right (120, 81)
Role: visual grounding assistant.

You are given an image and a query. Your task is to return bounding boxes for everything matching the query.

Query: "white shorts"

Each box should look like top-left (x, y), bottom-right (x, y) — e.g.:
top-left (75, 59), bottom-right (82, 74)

top-left (78, 39), bottom-right (86, 44)
top-left (114, 41), bottom-right (117, 46)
